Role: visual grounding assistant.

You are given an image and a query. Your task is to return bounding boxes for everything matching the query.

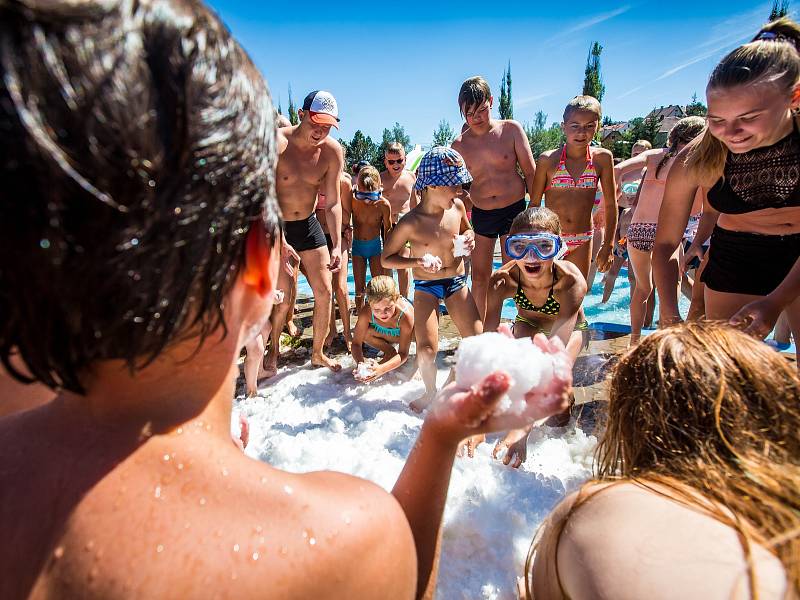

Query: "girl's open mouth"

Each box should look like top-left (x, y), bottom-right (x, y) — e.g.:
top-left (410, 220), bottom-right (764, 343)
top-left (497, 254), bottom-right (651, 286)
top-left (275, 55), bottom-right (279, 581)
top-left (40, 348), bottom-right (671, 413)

top-left (523, 262), bottom-right (543, 275)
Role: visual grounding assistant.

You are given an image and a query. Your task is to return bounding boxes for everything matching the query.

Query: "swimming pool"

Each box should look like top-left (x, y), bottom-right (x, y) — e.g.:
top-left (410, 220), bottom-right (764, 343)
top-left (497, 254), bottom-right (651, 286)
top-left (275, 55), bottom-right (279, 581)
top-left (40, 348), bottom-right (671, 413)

top-left (296, 261), bottom-right (692, 329)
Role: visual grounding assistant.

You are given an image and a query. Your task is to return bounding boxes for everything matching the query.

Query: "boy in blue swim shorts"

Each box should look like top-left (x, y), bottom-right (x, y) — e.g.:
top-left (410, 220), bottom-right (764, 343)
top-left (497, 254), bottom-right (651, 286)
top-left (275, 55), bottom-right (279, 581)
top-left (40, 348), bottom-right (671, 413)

top-left (351, 165), bottom-right (392, 312)
top-left (382, 146), bottom-right (482, 412)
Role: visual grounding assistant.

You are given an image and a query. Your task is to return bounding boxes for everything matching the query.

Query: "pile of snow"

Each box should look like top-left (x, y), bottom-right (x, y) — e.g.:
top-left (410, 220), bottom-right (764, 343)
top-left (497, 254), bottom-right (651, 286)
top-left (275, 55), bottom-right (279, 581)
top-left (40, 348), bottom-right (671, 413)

top-left (234, 357), bottom-right (595, 599)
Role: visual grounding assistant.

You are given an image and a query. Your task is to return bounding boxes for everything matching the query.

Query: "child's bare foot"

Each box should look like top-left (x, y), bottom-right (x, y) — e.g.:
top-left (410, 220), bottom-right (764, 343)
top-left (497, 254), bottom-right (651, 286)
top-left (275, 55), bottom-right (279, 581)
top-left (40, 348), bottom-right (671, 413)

top-left (409, 391), bottom-right (434, 413)
top-left (262, 356), bottom-right (279, 379)
top-left (311, 353), bottom-right (341, 372)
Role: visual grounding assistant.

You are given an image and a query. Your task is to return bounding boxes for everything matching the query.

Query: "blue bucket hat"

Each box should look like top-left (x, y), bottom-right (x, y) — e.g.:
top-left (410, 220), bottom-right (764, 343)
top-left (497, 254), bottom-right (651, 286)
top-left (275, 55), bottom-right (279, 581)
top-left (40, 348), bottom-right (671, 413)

top-left (414, 146), bottom-right (473, 190)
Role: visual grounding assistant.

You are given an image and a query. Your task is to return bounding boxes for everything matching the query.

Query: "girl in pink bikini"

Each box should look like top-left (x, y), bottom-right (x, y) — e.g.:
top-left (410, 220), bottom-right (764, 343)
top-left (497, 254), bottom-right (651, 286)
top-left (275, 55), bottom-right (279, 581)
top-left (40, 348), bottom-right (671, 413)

top-left (529, 96), bottom-right (617, 281)
top-left (614, 117), bottom-right (706, 343)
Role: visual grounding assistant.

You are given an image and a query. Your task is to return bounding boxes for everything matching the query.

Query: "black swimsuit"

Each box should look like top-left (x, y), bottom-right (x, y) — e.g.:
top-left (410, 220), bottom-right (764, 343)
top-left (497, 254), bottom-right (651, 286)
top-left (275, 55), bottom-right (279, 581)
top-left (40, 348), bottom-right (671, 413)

top-left (702, 122), bottom-right (800, 296)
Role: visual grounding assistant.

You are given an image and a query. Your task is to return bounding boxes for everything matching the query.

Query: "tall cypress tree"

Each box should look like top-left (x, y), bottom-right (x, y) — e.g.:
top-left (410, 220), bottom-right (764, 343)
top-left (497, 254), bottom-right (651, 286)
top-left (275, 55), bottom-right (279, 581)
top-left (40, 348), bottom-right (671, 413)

top-left (287, 85), bottom-right (298, 126)
top-left (582, 42), bottom-right (605, 102)
top-left (770, 0), bottom-right (789, 20)
top-left (499, 62), bottom-right (514, 119)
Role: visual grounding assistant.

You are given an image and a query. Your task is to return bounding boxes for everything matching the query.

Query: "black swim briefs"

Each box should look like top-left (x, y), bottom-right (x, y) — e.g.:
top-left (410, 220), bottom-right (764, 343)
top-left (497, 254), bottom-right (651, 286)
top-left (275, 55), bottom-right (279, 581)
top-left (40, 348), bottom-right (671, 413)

top-left (284, 214), bottom-right (327, 252)
top-left (472, 198), bottom-right (527, 239)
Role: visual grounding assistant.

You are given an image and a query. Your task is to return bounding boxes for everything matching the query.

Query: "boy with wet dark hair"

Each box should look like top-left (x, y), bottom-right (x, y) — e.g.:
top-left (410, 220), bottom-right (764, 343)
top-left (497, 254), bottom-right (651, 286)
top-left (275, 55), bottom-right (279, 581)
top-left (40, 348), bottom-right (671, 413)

top-left (0, 1), bottom-right (572, 598)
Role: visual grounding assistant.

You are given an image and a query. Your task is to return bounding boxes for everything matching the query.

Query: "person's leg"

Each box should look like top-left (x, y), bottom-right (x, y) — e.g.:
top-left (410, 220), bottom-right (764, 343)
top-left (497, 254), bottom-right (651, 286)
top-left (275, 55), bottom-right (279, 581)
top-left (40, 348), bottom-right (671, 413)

top-left (336, 249), bottom-right (352, 349)
top-left (586, 228), bottom-right (603, 289)
top-left (397, 243), bottom-right (411, 298)
top-left (363, 328), bottom-right (399, 363)
top-left (601, 253), bottom-right (625, 303)
top-left (264, 263), bottom-right (295, 378)
top-left (443, 284), bottom-right (483, 338)
top-left (368, 254), bottom-right (384, 279)
top-left (564, 238), bottom-right (592, 282)
top-left (783, 297), bottom-right (800, 363)
top-left (627, 246), bottom-right (653, 344)
top-left (687, 253), bottom-right (708, 321)
top-left (352, 254), bottom-right (367, 313)
top-left (774, 311), bottom-right (792, 345)
top-left (284, 268), bottom-right (300, 338)
top-left (300, 246), bottom-right (340, 371)
top-left (704, 288), bottom-right (762, 320)
top-left (644, 290), bottom-right (656, 329)
top-left (244, 334), bottom-right (265, 397)
top-left (410, 291), bottom-right (440, 413)
top-left (470, 233), bottom-right (496, 321)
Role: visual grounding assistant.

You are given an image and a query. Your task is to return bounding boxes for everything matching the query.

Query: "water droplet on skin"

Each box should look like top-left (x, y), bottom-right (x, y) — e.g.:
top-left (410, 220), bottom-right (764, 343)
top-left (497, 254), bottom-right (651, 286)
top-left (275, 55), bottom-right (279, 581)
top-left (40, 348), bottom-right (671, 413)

top-left (176, 427), bottom-right (183, 434)
top-left (233, 544), bottom-right (240, 553)
top-left (154, 486), bottom-right (162, 499)
top-left (177, 463), bottom-right (184, 470)
top-left (283, 485), bottom-right (293, 495)
top-left (199, 497), bottom-right (207, 506)
top-left (156, 544), bottom-right (164, 553)
top-left (221, 468), bottom-right (229, 477)
top-left (163, 454), bottom-right (170, 462)
top-left (252, 552), bottom-right (259, 561)
top-left (53, 546), bottom-right (64, 559)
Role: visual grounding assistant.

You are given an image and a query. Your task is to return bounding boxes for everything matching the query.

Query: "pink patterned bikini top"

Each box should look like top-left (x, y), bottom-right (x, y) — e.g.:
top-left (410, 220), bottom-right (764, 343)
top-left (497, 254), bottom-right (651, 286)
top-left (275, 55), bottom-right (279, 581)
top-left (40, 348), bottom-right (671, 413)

top-left (548, 145), bottom-right (598, 190)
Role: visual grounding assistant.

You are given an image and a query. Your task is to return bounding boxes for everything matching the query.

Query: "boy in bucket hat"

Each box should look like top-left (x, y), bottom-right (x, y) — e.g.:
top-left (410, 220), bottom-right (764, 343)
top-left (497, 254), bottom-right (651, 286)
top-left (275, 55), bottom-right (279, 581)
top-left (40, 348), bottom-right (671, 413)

top-left (382, 147), bottom-right (482, 412)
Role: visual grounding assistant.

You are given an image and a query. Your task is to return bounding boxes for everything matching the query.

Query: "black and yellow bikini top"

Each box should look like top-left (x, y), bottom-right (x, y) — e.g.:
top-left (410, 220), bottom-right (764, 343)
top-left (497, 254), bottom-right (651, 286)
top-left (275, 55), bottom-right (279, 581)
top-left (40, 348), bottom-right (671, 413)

top-left (513, 266), bottom-right (560, 316)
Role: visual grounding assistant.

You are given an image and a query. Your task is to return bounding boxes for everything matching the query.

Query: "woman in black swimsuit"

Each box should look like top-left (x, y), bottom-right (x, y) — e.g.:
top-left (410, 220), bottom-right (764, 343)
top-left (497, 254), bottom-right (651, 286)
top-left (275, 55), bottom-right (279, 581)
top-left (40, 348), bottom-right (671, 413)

top-left (653, 17), bottom-right (800, 360)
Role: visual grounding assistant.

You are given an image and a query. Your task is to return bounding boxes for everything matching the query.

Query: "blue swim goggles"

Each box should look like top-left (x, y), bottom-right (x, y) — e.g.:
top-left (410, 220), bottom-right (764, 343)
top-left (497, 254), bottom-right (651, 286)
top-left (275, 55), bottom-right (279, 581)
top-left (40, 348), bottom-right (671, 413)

top-left (504, 233), bottom-right (565, 260)
top-left (354, 190), bottom-right (382, 202)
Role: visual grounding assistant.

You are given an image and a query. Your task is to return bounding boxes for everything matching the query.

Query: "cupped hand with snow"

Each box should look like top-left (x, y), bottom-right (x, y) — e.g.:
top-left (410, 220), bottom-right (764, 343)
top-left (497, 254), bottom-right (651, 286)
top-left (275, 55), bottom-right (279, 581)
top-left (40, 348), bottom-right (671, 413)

top-left (418, 253), bottom-right (443, 273)
top-left (424, 331), bottom-right (573, 445)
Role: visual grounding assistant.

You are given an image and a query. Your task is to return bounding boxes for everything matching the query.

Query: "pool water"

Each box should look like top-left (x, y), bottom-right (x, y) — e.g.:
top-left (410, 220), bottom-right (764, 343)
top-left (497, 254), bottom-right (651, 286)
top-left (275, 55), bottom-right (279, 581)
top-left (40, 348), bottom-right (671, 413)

top-left (296, 262), bottom-right (692, 329)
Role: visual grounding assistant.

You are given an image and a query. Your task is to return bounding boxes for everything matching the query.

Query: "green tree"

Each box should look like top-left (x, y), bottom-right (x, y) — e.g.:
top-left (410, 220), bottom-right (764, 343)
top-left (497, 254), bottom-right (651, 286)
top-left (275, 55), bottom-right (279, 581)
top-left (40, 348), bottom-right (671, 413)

top-left (340, 130), bottom-right (378, 167)
top-left (499, 62), bottom-right (513, 120)
top-left (614, 112), bottom-right (660, 158)
top-left (432, 119), bottom-right (455, 147)
top-left (287, 85), bottom-right (298, 126)
top-left (685, 93), bottom-right (707, 117)
top-left (582, 42), bottom-right (605, 102)
top-left (770, 0), bottom-right (789, 20)
top-left (524, 111), bottom-right (565, 158)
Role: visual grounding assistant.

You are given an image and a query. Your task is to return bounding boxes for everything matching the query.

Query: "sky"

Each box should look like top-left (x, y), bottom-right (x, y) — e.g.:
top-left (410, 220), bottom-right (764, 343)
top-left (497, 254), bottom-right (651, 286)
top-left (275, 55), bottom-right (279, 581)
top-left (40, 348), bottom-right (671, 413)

top-left (207, 0), bottom-right (786, 146)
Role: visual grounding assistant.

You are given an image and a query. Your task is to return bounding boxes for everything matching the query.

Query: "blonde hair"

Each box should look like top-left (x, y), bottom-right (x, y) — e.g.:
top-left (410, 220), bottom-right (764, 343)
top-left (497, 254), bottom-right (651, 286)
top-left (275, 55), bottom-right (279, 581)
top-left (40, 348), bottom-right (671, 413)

top-left (563, 95), bottom-right (602, 121)
top-left (509, 207), bottom-right (561, 236)
top-left (632, 139), bottom-right (652, 151)
top-left (524, 321), bottom-right (800, 598)
top-left (655, 116), bottom-right (706, 178)
top-left (458, 76), bottom-right (492, 116)
top-left (385, 142), bottom-right (404, 155)
top-left (357, 165), bottom-right (381, 192)
top-left (365, 275), bottom-right (399, 304)
top-left (687, 17), bottom-right (800, 184)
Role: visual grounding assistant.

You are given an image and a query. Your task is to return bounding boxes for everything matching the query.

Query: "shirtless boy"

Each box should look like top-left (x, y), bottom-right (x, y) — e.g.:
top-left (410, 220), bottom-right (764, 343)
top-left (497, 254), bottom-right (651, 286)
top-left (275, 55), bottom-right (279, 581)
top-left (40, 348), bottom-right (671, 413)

top-left (0, 5), bottom-right (573, 598)
top-left (381, 142), bottom-right (418, 297)
top-left (451, 76), bottom-right (537, 319)
top-left (382, 147), bottom-right (482, 411)
top-left (265, 90), bottom-right (344, 376)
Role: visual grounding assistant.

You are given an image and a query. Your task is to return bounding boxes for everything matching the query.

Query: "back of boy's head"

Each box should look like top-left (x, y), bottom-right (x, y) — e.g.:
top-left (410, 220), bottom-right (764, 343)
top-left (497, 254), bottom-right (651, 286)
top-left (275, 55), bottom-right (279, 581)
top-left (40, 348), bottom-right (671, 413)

top-left (458, 76), bottom-right (491, 117)
top-left (0, 0), bottom-right (281, 393)
top-left (633, 139), bottom-right (652, 151)
top-left (509, 207), bottom-right (562, 236)
top-left (357, 166), bottom-right (381, 191)
top-left (563, 95), bottom-right (602, 122)
top-left (366, 276), bottom-right (399, 304)
top-left (385, 142), bottom-right (404, 156)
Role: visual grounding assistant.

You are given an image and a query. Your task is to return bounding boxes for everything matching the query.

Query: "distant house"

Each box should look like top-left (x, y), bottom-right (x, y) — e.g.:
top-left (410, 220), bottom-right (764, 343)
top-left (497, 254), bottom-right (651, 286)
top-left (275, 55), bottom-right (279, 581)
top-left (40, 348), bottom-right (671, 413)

top-left (646, 105), bottom-right (687, 146)
top-left (600, 122), bottom-right (629, 149)
top-left (655, 116), bottom-right (681, 147)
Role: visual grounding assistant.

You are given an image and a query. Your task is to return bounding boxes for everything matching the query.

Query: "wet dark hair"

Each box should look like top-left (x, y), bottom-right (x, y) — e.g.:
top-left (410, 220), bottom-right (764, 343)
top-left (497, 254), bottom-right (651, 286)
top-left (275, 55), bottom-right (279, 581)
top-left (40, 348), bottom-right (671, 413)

top-left (458, 76), bottom-right (491, 117)
top-left (0, 0), bottom-right (281, 393)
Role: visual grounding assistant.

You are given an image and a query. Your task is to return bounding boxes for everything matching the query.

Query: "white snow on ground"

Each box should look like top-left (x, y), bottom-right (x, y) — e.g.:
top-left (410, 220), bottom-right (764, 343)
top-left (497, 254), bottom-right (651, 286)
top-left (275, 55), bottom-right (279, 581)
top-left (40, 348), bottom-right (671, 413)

top-left (234, 357), bottom-right (596, 600)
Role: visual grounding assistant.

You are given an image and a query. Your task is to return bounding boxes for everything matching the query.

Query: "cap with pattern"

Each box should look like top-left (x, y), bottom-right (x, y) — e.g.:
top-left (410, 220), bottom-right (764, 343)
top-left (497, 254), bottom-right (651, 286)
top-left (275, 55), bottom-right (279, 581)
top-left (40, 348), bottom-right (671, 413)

top-left (414, 146), bottom-right (473, 190)
top-left (301, 90), bottom-right (339, 128)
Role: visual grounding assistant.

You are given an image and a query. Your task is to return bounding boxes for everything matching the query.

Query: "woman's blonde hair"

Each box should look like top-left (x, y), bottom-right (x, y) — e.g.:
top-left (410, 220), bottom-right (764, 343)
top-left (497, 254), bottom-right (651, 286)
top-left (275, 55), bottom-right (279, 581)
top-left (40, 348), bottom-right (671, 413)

top-left (525, 321), bottom-right (800, 598)
top-left (686, 17), bottom-right (800, 184)
top-left (365, 275), bottom-right (399, 304)
top-left (357, 165), bottom-right (381, 192)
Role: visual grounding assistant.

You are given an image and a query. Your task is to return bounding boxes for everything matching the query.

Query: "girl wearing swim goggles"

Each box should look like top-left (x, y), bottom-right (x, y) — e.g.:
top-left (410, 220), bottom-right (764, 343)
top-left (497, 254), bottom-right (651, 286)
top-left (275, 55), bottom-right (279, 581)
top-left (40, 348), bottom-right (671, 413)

top-left (353, 189), bottom-right (382, 203)
top-left (466, 207), bottom-right (588, 468)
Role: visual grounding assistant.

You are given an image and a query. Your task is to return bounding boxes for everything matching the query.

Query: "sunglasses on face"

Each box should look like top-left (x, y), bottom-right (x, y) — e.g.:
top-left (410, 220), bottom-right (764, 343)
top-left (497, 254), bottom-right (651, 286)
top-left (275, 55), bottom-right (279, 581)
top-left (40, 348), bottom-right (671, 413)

top-left (386, 158), bottom-right (405, 165)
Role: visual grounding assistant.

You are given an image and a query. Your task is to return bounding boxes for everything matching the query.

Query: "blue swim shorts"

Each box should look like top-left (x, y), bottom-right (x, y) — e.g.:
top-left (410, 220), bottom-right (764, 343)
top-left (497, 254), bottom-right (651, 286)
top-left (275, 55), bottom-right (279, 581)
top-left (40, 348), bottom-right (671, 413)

top-left (352, 236), bottom-right (382, 259)
top-left (413, 275), bottom-right (468, 301)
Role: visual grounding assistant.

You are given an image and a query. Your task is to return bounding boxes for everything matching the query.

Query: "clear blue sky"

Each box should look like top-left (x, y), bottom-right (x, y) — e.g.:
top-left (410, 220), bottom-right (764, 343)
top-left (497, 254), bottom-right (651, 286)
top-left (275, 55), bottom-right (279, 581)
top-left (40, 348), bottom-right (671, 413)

top-left (207, 0), bottom-right (786, 146)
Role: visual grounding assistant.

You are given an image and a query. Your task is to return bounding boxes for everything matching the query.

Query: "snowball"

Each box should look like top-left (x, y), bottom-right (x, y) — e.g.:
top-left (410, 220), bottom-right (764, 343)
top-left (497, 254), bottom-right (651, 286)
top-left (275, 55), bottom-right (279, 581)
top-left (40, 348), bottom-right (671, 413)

top-left (420, 253), bottom-right (442, 272)
top-left (455, 332), bottom-right (557, 415)
top-left (356, 361), bottom-right (375, 379)
top-left (273, 289), bottom-right (285, 304)
top-left (453, 235), bottom-right (471, 257)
